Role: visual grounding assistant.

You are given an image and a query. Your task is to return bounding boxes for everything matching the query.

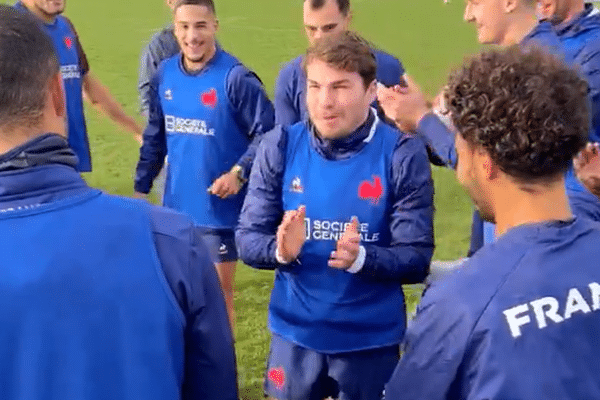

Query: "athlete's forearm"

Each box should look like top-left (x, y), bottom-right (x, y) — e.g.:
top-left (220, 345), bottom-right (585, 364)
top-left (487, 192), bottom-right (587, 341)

top-left (83, 72), bottom-right (143, 136)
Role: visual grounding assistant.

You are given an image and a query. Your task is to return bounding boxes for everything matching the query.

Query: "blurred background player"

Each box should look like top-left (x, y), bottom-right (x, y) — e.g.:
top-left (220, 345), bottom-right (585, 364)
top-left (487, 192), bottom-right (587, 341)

top-left (138, 0), bottom-right (180, 200)
top-left (236, 32), bottom-right (434, 400)
top-left (15, 0), bottom-right (143, 172)
top-left (537, 0), bottom-right (600, 220)
top-left (274, 0), bottom-right (405, 127)
top-left (139, 0), bottom-right (180, 118)
top-left (384, 45), bottom-right (600, 400)
top-left (134, 0), bottom-right (275, 330)
top-left (0, 6), bottom-right (237, 399)
top-left (377, 0), bottom-right (600, 275)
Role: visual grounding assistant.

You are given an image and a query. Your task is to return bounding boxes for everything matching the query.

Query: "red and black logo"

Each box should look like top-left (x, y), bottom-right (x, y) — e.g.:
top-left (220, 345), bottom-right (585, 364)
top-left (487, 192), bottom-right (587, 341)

top-left (358, 175), bottom-right (383, 205)
top-left (200, 88), bottom-right (217, 108)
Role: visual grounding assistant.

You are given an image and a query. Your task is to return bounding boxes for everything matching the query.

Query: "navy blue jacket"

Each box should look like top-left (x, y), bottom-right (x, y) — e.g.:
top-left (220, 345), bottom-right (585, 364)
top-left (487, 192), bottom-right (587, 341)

top-left (274, 49), bottom-right (404, 126)
top-left (236, 112), bottom-right (434, 280)
top-left (385, 217), bottom-right (600, 399)
top-left (0, 134), bottom-right (237, 400)
top-left (138, 24), bottom-right (179, 115)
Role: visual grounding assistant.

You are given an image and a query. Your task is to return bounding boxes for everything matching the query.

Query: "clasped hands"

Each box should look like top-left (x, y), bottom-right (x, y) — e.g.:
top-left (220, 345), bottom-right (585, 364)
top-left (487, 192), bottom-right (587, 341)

top-left (275, 205), bottom-right (361, 270)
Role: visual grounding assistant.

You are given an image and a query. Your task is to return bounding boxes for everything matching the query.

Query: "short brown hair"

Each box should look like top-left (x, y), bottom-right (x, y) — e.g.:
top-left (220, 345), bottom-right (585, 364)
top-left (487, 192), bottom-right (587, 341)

top-left (173, 0), bottom-right (215, 14)
top-left (306, 0), bottom-right (350, 16)
top-left (303, 31), bottom-right (376, 88)
top-left (446, 45), bottom-right (589, 181)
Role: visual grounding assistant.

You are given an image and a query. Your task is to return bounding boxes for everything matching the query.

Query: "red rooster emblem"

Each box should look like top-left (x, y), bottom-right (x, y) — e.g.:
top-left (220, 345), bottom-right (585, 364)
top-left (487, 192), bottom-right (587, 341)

top-left (358, 175), bottom-right (383, 205)
top-left (200, 88), bottom-right (217, 108)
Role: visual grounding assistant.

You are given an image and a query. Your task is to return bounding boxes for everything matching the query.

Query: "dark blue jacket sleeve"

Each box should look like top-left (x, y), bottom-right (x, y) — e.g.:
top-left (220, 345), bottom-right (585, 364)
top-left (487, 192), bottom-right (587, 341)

top-left (138, 28), bottom-right (179, 115)
top-left (416, 113), bottom-right (458, 168)
top-left (359, 134), bottom-right (435, 284)
top-left (274, 61), bottom-right (301, 127)
top-left (576, 45), bottom-right (600, 143)
top-left (134, 66), bottom-right (167, 194)
top-left (227, 65), bottom-right (275, 180)
top-left (150, 207), bottom-right (238, 400)
top-left (235, 126), bottom-right (290, 269)
top-left (384, 286), bottom-right (472, 400)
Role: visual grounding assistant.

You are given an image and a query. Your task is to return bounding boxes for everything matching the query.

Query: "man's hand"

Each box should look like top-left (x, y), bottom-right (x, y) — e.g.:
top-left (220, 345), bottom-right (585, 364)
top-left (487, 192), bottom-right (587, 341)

top-left (208, 170), bottom-right (243, 199)
top-left (133, 191), bottom-right (148, 200)
top-left (377, 75), bottom-right (431, 133)
top-left (328, 217), bottom-right (361, 270)
top-left (276, 205), bottom-right (306, 264)
top-left (574, 142), bottom-right (600, 198)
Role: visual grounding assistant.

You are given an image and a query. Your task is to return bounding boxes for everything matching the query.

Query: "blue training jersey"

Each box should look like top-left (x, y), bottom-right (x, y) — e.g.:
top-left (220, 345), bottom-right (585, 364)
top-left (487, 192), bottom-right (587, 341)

top-left (14, 2), bottom-right (91, 172)
top-left (274, 49), bottom-right (404, 126)
top-left (385, 217), bottom-right (600, 400)
top-left (237, 114), bottom-right (435, 353)
top-left (134, 47), bottom-right (275, 229)
top-left (0, 134), bottom-right (238, 400)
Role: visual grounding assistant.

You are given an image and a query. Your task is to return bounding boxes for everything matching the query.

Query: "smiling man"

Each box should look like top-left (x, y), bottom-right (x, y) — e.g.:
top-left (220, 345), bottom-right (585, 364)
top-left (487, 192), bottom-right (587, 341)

top-left (15, 0), bottom-right (143, 171)
top-left (134, 0), bottom-right (275, 330)
top-left (236, 32), bottom-right (434, 400)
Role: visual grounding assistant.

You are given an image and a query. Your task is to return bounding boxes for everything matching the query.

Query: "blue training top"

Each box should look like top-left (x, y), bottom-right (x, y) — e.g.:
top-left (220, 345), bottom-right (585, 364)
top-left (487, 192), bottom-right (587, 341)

top-left (14, 2), bottom-right (91, 172)
top-left (385, 217), bottom-right (600, 400)
top-left (0, 134), bottom-right (238, 400)
top-left (134, 46), bottom-right (275, 229)
top-left (236, 112), bottom-right (435, 353)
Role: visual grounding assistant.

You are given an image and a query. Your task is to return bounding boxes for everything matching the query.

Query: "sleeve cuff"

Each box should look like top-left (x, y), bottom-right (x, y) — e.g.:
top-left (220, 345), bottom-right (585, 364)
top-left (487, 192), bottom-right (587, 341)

top-left (275, 247), bottom-right (291, 265)
top-left (347, 245), bottom-right (366, 274)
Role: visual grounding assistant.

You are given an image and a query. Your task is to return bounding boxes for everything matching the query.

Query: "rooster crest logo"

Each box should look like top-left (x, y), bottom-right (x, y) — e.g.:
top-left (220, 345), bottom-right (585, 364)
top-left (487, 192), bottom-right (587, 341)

top-left (358, 175), bottom-right (383, 205)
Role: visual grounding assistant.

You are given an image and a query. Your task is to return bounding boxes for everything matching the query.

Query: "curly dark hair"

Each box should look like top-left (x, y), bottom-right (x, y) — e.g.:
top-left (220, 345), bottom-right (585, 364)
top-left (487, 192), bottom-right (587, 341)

top-left (446, 45), bottom-right (589, 181)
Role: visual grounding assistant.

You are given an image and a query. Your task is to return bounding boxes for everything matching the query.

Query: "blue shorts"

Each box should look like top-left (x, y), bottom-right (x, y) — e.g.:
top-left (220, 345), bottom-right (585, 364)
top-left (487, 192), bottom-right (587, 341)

top-left (198, 228), bottom-right (238, 263)
top-left (264, 334), bottom-right (399, 400)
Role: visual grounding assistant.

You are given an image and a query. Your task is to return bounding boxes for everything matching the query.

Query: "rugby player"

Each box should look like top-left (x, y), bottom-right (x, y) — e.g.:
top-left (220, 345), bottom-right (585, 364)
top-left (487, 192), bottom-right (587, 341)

top-left (384, 45), bottom-right (600, 400)
top-left (134, 0), bottom-right (275, 329)
top-left (236, 32), bottom-right (434, 400)
top-left (16, 0), bottom-right (144, 172)
top-left (0, 6), bottom-right (236, 399)
top-left (378, 0), bottom-right (585, 259)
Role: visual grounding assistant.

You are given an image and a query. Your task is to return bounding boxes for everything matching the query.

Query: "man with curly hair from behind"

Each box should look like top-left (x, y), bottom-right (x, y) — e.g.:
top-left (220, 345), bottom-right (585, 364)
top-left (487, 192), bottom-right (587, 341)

top-left (383, 46), bottom-right (600, 400)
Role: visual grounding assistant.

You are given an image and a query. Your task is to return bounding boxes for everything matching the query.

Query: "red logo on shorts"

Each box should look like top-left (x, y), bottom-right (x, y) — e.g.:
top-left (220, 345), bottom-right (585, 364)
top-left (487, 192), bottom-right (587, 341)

top-left (200, 88), bottom-right (217, 108)
top-left (64, 36), bottom-right (72, 49)
top-left (268, 366), bottom-right (285, 390)
top-left (358, 175), bottom-right (383, 205)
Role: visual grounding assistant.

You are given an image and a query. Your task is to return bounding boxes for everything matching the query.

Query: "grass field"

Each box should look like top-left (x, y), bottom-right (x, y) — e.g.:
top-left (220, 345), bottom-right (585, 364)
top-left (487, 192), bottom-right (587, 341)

top-left (5, 0), bottom-right (482, 397)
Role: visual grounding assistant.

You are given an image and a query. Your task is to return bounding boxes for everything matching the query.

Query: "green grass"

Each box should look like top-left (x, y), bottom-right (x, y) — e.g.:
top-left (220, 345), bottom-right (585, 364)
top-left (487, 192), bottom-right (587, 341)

top-left (5, 0), bottom-right (481, 397)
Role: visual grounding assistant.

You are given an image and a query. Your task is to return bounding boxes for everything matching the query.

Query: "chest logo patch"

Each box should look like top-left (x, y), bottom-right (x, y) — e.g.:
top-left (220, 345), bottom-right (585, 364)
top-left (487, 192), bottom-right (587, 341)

top-left (64, 36), bottom-right (72, 49)
top-left (358, 175), bottom-right (383, 205)
top-left (290, 176), bottom-right (304, 193)
top-left (200, 88), bottom-right (217, 108)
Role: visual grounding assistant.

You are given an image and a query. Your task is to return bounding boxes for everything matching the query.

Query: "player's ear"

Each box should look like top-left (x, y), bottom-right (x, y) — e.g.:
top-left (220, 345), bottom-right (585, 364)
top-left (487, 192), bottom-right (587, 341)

top-left (479, 149), bottom-right (499, 181)
top-left (504, 0), bottom-right (518, 13)
top-left (536, 0), bottom-right (555, 20)
top-left (366, 79), bottom-right (377, 104)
